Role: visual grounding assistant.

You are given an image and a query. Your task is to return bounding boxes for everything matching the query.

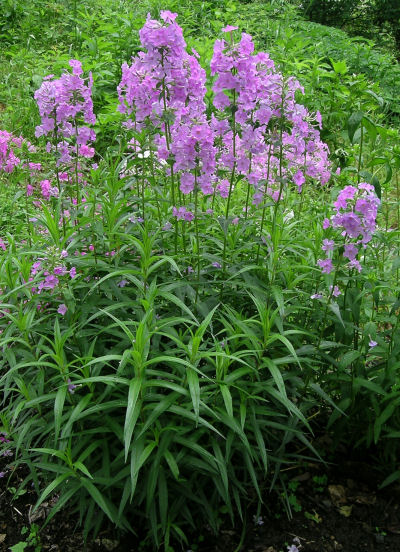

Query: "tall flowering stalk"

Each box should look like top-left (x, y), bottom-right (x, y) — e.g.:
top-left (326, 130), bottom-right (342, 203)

top-left (117, 12), bottom-right (332, 280)
top-left (34, 60), bottom-right (96, 211)
top-left (210, 26), bottom-right (331, 268)
top-left (317, 183), bottom-right (380, 276)
top-left (314, 182), bottom-right (380, 348)
top-left (118, 10), bottom-right (215, 256)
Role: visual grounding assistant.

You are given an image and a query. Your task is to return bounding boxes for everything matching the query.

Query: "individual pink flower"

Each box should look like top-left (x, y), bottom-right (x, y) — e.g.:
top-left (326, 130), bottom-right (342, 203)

top-left (330, 285), bottom-right (341, 297)
top-left (42, 274), bottom-right (59, 290)
top-left (217, 179), bottom-right (230, 199)
top-left (69, 59), bottom-right (83, 76)
top-left (53, 266), bottom-right (67, 276)
top-left (160, 10), bottom-right (178, 22)
top-left (57, 304), bottom-right (68, 315)
top-left (222, 25), bottom-right (238, 33)
top-left (180, 173), bottom-right (195, 194)
top-left (343, 243), bottom-right (358, 261)
top-left (311, 293), bottom-right (323, 299)
top-left (293, 170), bottom-right (305, 191)
top-left (79, 144), bottom-right (95, 158)
top-left (348, 259), bottom-right (362, 272)
top-left (173, 206), bottom-right (194, 222)
top-left (322, 239), bottom-right (334, 252)
top-left (317, 258), bottom-right (333, 274)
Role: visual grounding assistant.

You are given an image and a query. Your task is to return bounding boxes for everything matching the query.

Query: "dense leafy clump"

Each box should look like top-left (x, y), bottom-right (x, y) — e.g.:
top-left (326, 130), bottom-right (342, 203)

top-left (0, 4), bottom-right (399, 551)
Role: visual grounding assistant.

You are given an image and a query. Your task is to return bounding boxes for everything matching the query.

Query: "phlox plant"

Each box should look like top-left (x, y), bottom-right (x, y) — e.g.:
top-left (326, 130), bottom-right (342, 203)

top-left (0, 9), bottom-right (398, 551)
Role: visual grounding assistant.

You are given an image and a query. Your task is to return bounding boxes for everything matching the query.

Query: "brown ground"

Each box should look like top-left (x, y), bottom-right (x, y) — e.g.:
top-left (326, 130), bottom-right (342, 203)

top-left (1, 454), bottom-right (400, 552)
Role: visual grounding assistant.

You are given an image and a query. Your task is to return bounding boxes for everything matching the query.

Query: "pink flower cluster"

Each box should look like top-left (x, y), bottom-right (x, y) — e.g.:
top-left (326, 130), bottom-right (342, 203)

top-left (34, 60), bottom-right (96, 166)
top-left (0, 131), bottom-right (21, 172)
top-left (40, 179), bottom-right (59, 200)
top-left (29, 250), bottom-right (77, 295)
top-left (0, 131), bottom-right (36, 173)
top-left (210, 28), bottom-right (331, 201)
top-left (318, 183), bottom-right (380, 274)
top-left (26, 178), bottom-right (59, 202)
top-left (0, 431), bottom-right (12, 458)
top-left (118, 11), bottom-right (217, 196)
top-left (118, 11), bottom-right (206, 129)
top-left (172, 206), bottom-right (194, 221)
top-left (118, 14), bottom-right (331, 214)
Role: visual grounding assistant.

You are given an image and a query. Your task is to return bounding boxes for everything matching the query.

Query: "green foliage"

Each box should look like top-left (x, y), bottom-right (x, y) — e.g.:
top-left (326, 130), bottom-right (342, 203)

top-left (0, 0), bottom-right (400, 549)
top-left (233, 1), bottom-right (400, 121)
top-left (9, 524), bottom-right (41, 552)
top-left (302, 0), bottom-right (358, 27)
top-left (298, 0), bottom-right (400, 55)
top-left (0, 223), bottom-right (319, 546)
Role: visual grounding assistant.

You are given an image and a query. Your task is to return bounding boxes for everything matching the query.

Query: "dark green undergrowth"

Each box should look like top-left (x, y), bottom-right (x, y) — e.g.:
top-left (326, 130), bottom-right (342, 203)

top-left (0, 1), bottom-right (400, 550)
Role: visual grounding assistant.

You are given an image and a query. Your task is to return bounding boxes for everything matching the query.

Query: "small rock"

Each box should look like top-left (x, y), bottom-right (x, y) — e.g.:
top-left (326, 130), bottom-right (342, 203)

top-left (328, 484), bottom-right (347, 506)
top-left (94, 538), bottom-right (120, 551)
top-left (346, 478), bottom-right (355, 489)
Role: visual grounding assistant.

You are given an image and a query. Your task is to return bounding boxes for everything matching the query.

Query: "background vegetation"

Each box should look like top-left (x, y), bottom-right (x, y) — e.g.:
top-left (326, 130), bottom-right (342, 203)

top-left (0, 1), bottom-right (399, 550)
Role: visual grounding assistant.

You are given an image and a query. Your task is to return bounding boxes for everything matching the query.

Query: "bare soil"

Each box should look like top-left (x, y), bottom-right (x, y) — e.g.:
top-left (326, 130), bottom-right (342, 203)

top-left (1, 454), bottom-right (400, 551)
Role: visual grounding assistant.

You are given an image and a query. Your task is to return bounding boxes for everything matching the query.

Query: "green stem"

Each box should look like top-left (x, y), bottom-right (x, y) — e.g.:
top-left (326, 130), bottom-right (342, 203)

top-left (160, 52), bottom-right (177, 255)
top-left (397, 173), bottom-right (399, 285)
top-left (222, 88), bottom-right (237, 273)
top-left (141, 154), bottom-right (146, 221)
top-left (149, 145), bottom-right (163, 238)
top-left (316, 251), bottom-right (346, 351)
top-left (270, 84), bottom-right (286, 280)
top-left (25, 190), bottom-right (32, 248)
top-left (54, 125), bottom-right (66, 239)
top-left (92, 190), bottom-right (98, 266)
top-left (194, 170), bottom-right (200, 303)
top-left (297, 149), bottom-right (307, 220)
top-left (256, 145), bottom-right (272, 265)
top-left (171, 165), bottom-right (178, 255)
top-left (244, 152), bottom-right (253, 221)
top-left (357, 123), bottom-right (363, 184)
top-left (74, 119), bottom-right (80, 207)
